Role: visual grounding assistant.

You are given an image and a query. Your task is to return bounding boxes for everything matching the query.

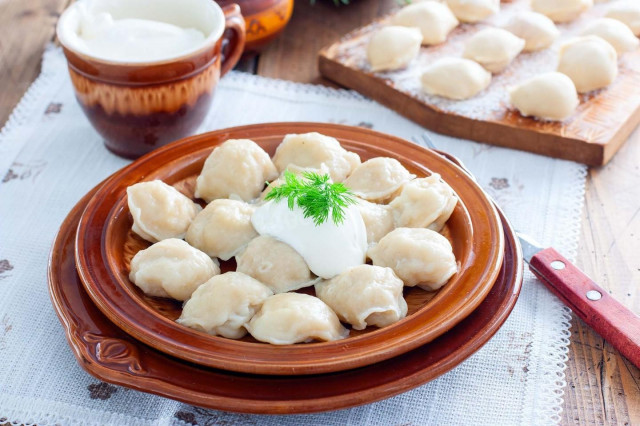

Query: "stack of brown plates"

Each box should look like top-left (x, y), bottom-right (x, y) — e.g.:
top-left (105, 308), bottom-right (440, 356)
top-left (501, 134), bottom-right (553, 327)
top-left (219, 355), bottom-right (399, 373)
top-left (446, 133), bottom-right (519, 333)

top-left (48, 123), bottom-right (523, 414)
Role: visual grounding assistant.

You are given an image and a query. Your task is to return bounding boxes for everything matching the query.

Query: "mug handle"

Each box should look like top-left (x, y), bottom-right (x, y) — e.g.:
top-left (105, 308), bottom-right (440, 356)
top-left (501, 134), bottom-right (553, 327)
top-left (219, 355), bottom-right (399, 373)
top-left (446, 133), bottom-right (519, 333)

top-left (220, 4), bottom-right (246, 77)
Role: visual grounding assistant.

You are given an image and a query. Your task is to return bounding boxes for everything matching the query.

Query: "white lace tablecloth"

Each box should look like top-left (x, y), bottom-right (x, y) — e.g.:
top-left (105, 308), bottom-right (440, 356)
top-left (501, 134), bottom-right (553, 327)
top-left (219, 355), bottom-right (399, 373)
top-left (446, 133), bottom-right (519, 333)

top-left (0, 46), bottom-right (586, 425)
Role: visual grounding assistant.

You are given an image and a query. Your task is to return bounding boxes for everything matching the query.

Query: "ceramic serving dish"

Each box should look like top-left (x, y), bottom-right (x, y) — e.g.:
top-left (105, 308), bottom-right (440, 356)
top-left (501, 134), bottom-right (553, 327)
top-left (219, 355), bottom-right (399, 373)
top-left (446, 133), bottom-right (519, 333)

top-left (74, 122), bottom-right (505, 375)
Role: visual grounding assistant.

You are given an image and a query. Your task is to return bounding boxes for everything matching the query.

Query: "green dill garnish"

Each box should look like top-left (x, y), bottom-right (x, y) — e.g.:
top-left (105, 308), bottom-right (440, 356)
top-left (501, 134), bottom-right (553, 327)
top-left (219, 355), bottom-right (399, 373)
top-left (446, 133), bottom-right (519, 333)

top-left (265, 171), bottom-right (357, 226)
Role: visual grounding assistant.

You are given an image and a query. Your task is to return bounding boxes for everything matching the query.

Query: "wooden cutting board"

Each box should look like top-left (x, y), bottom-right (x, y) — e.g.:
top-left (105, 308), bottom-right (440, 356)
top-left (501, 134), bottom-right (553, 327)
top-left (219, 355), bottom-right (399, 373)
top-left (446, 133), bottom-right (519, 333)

top-left (318, 0), bottom-right (640, 166)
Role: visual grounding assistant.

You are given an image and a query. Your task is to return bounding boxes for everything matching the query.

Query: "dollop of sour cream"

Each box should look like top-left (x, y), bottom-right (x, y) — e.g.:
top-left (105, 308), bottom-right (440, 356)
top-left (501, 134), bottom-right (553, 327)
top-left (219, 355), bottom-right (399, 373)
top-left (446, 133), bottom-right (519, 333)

top-left (251, 200), bottom-right (368, 279)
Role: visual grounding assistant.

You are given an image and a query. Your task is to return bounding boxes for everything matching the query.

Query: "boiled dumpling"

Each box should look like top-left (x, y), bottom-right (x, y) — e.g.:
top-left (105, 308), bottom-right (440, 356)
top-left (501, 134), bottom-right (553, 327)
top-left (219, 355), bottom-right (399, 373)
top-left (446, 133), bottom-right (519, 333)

top-left (391, 2), bottom-right (459, 45)
top-left (531, 0), bottom-right (592, 23)
top-left (389, 173), bottom-right (457, 231)
top-left (246, 293), bottom-right (349, 344)
top-left (272, 132), bottom-right (361, 182)
top-left (315, 265), bottom-right (407, 330)
top-left (581, 18), bottom-right (639, 54)
top-left (557, 36), bottom-right (618, 93)
top-left (509, 72), bottom-right (579, 121)
top-left (177, 272), bottom-right (273, 339)
top-left (195, 139), bottom-right (278, 202)
top-left (366, 26), bottom-right (423, 73)
top-left (463, 28), bottom-right (525, 73)
top-left (356, 199), bottom-right (395, 245)
top-left (127, 180), bottom-right (201, 243)
top-left (445, 0), bottom-right (499, 23)
top-left (236, 235), bottom-right (316, 294)
top-left (421, 58), bottom-right (491, 100)
top-left (185, 199), bottom-right (257, 260)
top-left (502, 11), bottom-right (560, 52)
top-left (368, 228), bottom-right (457, 290)
top-left (606, 2), bottom-right (640, 36)
top-left (129, 238), bottom-right (219, 301)
top-left (343, 157), bottom-right (415, 203)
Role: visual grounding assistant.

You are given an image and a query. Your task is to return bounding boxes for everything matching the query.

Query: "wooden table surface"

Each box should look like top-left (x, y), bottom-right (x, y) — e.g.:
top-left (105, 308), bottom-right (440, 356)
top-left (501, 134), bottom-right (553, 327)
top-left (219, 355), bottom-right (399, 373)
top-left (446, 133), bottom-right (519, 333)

top-left (1, 0), bottom-right (638, 424)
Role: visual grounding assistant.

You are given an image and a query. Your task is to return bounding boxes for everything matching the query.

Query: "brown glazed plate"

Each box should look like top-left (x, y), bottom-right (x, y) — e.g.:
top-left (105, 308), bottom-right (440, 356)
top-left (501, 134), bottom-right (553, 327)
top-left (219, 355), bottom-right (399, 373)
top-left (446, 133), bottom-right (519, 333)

top-left (74, 123), bottom-right (505, 375)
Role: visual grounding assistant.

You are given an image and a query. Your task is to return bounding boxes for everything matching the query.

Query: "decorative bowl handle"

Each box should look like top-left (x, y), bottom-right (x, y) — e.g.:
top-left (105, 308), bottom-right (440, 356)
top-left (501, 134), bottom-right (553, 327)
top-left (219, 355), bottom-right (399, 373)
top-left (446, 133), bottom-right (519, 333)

top-left (220, 4), bottom-right (246, 76)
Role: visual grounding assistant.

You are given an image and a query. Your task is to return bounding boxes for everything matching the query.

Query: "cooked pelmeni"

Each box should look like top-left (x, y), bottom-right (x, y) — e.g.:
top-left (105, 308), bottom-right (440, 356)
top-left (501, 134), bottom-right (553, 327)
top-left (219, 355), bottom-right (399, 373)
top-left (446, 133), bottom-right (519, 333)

top-left (272, 132), bottom-right (361, 182)
top-left (391, 2), bottom-right (459, 45)
top-left (368, 228), bottom-right (457, 290)
top-left (581, 18), bottom-right (639, 54)
top-left (315, 265), bottom-right (407, 330)
top-left (606, 2), bottom-right (640, 36)
top-left (343, 157), bottom-right (415, 203)
top-left (557, 36), bottom-right (618, 93)
top-left (531, 0), bottom-right (593, 23)
top-left (366, 26), bottom-right (423, 73)
top-left (129, 238), bottom-right (219, 301)
top-left (246, 293), bottom-right (349, 344)
top-left (390, 174), bottom-right (457, 231)
top-left (185, 199), bottom-right (257, 260)
top-left (509, 72), bottom-right (579, 121)
top-left (421, 58), bottom-right (491, 100)
top-left (445, 0), bottom-right (499, 23)
top-left (502, 11), bottom-right (560, 52)
top-left (195, 139), bottom-right (278, 202)
top-left (356, 199), bottom-right (395, 245)
top-left (463, 28), bottom-right (525, 73)
top-left (236, 235), bottom-right (316, 294)
top-left (177, 272), bottom-right (273, 339)
top-left (127, 180), bottom-right (201, 243)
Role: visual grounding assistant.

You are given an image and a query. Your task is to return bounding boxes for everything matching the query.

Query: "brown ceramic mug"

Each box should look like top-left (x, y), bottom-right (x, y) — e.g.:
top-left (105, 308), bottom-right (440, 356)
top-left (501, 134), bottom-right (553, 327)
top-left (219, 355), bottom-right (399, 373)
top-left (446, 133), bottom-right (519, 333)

top-left (57, 0), bottom-right (245, 159)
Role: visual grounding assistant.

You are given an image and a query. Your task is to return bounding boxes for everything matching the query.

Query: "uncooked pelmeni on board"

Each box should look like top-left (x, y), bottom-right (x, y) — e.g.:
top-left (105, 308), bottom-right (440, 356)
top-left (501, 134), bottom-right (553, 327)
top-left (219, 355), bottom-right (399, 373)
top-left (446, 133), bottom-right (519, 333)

top-left (129, 238), bottom-right (220, 301)
top-left (502, 11), bottom-right (560, 52)
top-left (315, 265), bottom-right (407, 330)
top-left (368, 227), bottom-right (458, 291)
top-left (185, 199), bottom-right (257, 260)
top-left (509, 72), bottom-right (579, 121)
top-left (420, 57), bottom-right (491, 100)
top-left (391, 1), bottom-right (459, 45)
top-left (606, 2), bottom-right (640, 36)
top-left (127, 180), bottom-right (201, 243)
top-left (343, 157), bottom-right (415, 203)
top-left (463, 27), bottom-right (525, 73)
top-left (366, 26), bottom-right (423, 73)
top-left (246, 293), bottom-right (349, 344)
top-left (356, 199), bottom-right (395, 245)
top-left (531, 0), bottom-right (593, 23)
top-left (557, 36), bottom-right (618, 93)
top-left (581, 17), bottom-right (640, 54)
top-left (177, 272), bottom-right (273, 339)
top-left (445, 0), bottom-right (499, 23)
top-left (195, 139), bottom-right (278, 202)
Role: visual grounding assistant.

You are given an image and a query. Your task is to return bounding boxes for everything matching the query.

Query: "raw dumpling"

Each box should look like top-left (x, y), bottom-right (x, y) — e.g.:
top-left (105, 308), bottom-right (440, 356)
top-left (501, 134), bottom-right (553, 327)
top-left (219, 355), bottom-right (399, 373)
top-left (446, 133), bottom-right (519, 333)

top-left (368, 228), bottom-right (457, 290)
top-left (356, 199), bottom-right (395, 245)
top-left (421, 58), bottom-right (491, 100)
top-left (366, 26), bottom-right (423, 72)
top-left (606, 2), bottom-right (640, 36)
top-left (194, 139), bottom-right (278, 202)
top-left (236, 235), bottom-right (316, 294)
top-left (389, 173), bottom-right (457, 231)
top-left (127, 180), bottom-right (201, 243)
top-left (246, 293), bottom-right (349, 344)
top-left (177, 272), bottom-right (273, 339)
top-left (315, 265), bottom-right (407, 330)
top-left (129, 238), bottom-right (219, 301)
top-left (343, 157), bottom-right (415, 203)
top-left (581, 18), bottom-right (640, 54)
top-left (463, 28), bottom-right (525, 73)
top-left (185, 199), bottom-right (257, 260)
top-left (509, 72), bottom-right (579, 121)
top-left (502, 11), bottom-right (560, 52)
top-left (272, 132), bottom-right (361, 182)
top-left (557, 36), bottom-right (618, 93)
top-left (391, 2), bottom-right (459, 45)
top-left (531, 0), bottom-right (592, 23)
top-left (445, 0), bottom-right (499, 23)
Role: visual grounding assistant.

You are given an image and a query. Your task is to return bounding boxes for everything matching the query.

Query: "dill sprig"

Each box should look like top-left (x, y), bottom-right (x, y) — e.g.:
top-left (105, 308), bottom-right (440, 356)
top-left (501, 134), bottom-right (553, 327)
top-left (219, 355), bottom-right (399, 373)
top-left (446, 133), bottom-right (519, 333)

top-left (265, 171), bottom-right (357, 226)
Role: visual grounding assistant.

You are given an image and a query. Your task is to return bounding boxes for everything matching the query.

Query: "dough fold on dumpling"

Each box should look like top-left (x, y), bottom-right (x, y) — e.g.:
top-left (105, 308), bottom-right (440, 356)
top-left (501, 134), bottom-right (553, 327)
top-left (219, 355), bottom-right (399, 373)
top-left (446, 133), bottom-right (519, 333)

top-left (421, 58), bottom-right (491, 100)
top-left (315, 265), bottom-right (407, 330)
top-left (445, 0), bottom-right (499, 23)
top-left (177, 272), bottom-right (273, 339)
top-left (129, 238), bottom-right (220, 301)
top-left (368, 228), bottom-right (457, 290)
top-left (502, 11), bottom-right (560, 52)
top-left (606, 2), bottom-right (640, 36)
top-left (391, 2), bottom-right (459, 45)
top-left (463, 28), bottom-right (525, 73)
top-left (510, 72), bottom-right (579, 121)
top-left (366, 26), bottom-right (423, 73)
top-left (581, 18), bottom-right (640, 54)
top-left (343, 157), bottom-right (415, 203)
top-left (246, 293), bottom-right (349, 344)
top-left (557, 36), bottom-right (618, 93)
top-left (356, 199), bottom-right (395, 245)
top-left (127, 180), bottom-right (202, 243)
top-left (531, 0), bottom-right (592, 23)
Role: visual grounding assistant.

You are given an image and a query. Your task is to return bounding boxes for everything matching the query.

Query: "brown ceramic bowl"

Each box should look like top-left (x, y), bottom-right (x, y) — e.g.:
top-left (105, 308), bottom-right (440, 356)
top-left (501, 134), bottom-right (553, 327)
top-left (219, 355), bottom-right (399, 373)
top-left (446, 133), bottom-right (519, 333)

top-left (74, 122), bottom-right (505, 375)
top-left (56, 0), bottom-right (246, 159)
